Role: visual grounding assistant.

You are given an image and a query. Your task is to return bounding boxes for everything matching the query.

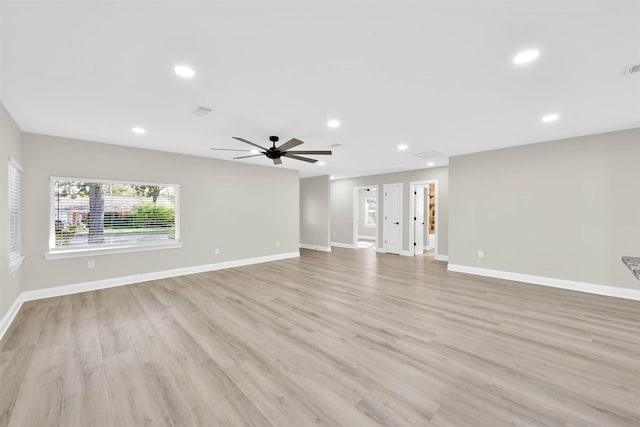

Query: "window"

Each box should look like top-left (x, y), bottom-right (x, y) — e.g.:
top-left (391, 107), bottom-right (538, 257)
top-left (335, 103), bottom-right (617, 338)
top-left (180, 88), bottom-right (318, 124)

top-left (364, 197), bottom-right (377, 227)
top-left (48, 177), bottom-right (180, 258)
top-left (8, 158), bottom-right (24, 272)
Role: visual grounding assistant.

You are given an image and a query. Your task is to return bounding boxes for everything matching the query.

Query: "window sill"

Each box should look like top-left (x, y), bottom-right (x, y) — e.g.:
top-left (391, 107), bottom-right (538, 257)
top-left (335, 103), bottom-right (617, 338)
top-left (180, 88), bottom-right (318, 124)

top-left (9, 255), bottom-right (25, 274)
top-left (45, 241), bottom-right (183, 260)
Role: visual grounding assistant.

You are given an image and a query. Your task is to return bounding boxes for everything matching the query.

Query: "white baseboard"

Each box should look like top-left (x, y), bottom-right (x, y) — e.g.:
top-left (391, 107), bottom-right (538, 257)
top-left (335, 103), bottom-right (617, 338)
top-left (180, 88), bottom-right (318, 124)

top-left (300, 243), bottom-right (331, 252)
top-left (399, 250), bottom-right (412, 257)
top-left (331, 241), bottom-right (357, 249)
top-left (434, 254), bottom-right (449, 261)
top-left (447, 264), bottom-right (640, 301)
top-left (0, 251), bottom-right (299, 341)
top-left (357, 235), bottom-right (376, 241)
top-left (0, 294), bottom-right (26, 343)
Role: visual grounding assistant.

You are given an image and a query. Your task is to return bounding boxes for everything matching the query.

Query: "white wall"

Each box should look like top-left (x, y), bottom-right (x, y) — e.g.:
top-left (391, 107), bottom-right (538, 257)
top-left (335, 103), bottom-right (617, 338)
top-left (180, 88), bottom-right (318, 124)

top-left (449, 128), bottom-right (640, 290)
top-left (20, 132), bottom-right (300, 292)
top-left (331, 167), bottom-right (448, 256)
top-left (0, 103), bottom-right (22, 321)
top-left (299, 175), bottom-right (330, 250)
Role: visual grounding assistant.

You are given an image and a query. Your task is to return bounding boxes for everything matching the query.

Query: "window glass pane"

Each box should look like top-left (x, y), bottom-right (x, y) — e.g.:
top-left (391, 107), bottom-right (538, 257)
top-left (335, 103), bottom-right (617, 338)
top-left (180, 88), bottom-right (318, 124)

top-left (365, 197), bottom-right (377, 226)
top-left (51, 179), bottom-right (177, 250)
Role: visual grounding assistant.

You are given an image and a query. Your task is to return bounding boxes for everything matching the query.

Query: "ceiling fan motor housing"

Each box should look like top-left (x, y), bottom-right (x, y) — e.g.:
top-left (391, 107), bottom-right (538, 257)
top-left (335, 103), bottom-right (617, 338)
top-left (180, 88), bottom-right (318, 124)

top-left (265, 149), bottom-right (282, 159)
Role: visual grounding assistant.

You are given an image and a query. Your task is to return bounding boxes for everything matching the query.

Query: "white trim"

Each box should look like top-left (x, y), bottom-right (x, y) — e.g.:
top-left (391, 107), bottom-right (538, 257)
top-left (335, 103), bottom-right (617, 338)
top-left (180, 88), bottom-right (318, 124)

top-left (46, 240), bottom-right (183, 260)
top-left (300, 243), bottom-right (331, 252)
top-left (8, 157), bottom-right (23, 172)
top-left (434, 254), bottom-right (449, 261)
top-left (49, 175), bottom-right (175, 188)
top-left (0, 293), bottom-right (25, 341)
top-left (331, 241), bottom-right (357, 249)
top-left (358, 235), bottom-right (376, 240)
top-left (399, 250), bottom-right (412, 257)
top-left (8, 255), bottom-right (25, 273)
top-left (447, 264), bottom-right (640, 301)
top-left (0, 251), bottom-right (300, 341)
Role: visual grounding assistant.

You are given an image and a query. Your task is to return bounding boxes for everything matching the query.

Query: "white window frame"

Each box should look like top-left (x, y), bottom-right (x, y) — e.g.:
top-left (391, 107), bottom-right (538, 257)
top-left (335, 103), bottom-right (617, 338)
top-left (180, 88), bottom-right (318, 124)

top-left (8, 158), bottom-right (24, 273)
top-left (46, 176), bottom-right (182, 260)
top-left (364, 197), bottom-right (377, 228)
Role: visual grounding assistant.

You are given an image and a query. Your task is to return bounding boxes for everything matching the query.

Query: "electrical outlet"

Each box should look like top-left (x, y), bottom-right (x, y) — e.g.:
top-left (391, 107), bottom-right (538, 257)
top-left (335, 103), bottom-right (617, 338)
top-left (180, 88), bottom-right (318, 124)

top-left (214, 248), bottom-right (220, 255)
top-left (478, 250), bottom-right (484, 258)
top-left (332, 231), bottom-right (335, 237)
top-left (276, 241), bottom-right (280, 247)
top-left (88, 259), bottom-right (95, 269)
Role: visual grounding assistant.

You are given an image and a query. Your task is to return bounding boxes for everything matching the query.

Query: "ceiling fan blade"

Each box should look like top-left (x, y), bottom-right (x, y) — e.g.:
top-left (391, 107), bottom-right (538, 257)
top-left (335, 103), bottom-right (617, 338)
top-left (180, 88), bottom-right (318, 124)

top-left (277, 138), bottom-right (304, 152)
top-left (210, 148), bottom-right (252, 152)
top-left (273, 158), bottom-right (282, 165)
top-left (232, 136), bottom-right (268, 151)
top-left (282, 153), bottom-right (318, 163)
top-left (233, 154), bottom-right (264, 159)
top-left (284, 150), bottom-right (332, 155)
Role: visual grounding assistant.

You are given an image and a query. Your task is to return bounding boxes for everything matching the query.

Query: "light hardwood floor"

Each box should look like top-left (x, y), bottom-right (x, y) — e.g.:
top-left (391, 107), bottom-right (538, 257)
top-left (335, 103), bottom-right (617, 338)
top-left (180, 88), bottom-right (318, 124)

top-left (1, 248), bottom-right (639, 426)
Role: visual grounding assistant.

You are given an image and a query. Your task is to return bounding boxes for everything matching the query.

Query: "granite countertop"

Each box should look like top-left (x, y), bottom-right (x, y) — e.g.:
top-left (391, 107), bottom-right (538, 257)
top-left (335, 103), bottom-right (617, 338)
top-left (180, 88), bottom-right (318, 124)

top-left (622, 256), bottom-right (640, 281)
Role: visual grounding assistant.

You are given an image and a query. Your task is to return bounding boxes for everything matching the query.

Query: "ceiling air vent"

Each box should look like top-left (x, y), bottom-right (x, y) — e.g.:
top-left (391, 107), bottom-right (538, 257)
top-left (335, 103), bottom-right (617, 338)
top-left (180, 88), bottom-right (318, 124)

top-left (413, 150), bottom-right (447, 159)
top-left (193, 106), bottom-right (213, 116)
top-left (328, 143), bottom-right (342, 148)
top-left (625, 63), bottom-right (640, 75)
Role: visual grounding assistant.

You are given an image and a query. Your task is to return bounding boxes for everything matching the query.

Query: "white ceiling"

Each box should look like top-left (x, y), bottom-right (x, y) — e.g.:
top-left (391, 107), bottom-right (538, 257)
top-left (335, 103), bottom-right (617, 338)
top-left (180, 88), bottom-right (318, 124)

top-left (1, 1), bottom-right (639, 179)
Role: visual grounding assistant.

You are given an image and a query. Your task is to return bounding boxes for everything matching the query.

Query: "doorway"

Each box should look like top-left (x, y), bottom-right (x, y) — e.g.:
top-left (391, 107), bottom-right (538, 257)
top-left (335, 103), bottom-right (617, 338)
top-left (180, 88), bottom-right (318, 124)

top-left (353, 186), bottom-right (378, 250)
top-left (409, 180), bottom-right (438, 256)
top-left (383, 183), bottom-right (402, 254)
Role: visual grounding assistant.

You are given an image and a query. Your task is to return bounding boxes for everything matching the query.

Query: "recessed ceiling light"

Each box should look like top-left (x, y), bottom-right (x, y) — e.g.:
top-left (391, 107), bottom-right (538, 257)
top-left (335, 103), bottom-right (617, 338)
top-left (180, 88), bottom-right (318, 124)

top-left (513, 49), bottom-right (540, 65)
top-left (427, 161), bottom-right (435, 167)
top-left (250, 149), bottom-right (259, 154)
top-left (327, 119), bottom-right (341, 128)
top-left (318, 161), bottom-right (326, 166)
top-left (132, 126), bottom-right (146, 135)
top-left (330, 175), bottom-right (335, 180)
top-left (174, 65), bottom-right (195, 78)
top-left (398, 143), bottom-right (408, 151)
top-left (541, 113), bottom-right (560, 123)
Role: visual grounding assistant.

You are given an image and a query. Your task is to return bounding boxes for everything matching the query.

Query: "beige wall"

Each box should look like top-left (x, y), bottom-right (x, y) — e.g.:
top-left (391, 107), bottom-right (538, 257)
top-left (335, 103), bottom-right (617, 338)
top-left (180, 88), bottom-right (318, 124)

top-left (331, 167), bottom-right (449, 256)
top-left (0, 104), bottom-right (23, 320)
top-left (449, 128), bottom-right (640, 290)
top-left (299, 175), bottom-right (330, 249)
top-left (21, 132), bottom-right (300, 291)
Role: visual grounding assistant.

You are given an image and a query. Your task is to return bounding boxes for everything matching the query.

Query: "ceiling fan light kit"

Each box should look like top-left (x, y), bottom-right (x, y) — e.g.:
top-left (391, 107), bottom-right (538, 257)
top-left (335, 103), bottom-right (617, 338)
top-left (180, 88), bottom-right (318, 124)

top-left (211, 135), bottom-right (332, 165)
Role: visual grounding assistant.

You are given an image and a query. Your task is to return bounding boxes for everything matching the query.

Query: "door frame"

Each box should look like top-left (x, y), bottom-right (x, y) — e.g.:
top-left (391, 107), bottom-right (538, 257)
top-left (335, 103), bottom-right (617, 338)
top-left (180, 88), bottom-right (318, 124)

top-left (383, 183), bottom-right (403, 254)
top-left (409, 179), bottom-right (438, 256)
top-left (353, 185), bottom-right (379, 249)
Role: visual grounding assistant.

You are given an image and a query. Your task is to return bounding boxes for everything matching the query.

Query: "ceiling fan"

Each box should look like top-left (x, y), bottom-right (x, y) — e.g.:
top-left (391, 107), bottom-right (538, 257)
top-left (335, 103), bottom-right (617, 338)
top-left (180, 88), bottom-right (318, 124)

top-left (211, 136), bottom-right (332, 165)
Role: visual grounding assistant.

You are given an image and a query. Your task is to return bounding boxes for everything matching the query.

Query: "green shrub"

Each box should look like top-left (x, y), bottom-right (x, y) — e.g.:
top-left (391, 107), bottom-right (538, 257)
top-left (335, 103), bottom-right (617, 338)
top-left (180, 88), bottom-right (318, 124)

top-left (131, 203), bottom-right (175, 228)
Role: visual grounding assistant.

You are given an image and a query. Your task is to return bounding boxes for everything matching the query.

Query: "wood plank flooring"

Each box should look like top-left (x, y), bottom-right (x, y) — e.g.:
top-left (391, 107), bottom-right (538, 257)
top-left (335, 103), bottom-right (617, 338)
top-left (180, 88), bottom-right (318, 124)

top-left (1, 248), bottom-right (639, 426)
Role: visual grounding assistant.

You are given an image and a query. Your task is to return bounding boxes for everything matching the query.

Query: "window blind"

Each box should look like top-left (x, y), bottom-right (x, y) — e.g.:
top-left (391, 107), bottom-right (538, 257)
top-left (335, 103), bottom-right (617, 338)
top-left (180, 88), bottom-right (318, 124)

top-left (8, 159), bottom-right (22, 261)
top-left (51, 178), bottom-right (178, 251)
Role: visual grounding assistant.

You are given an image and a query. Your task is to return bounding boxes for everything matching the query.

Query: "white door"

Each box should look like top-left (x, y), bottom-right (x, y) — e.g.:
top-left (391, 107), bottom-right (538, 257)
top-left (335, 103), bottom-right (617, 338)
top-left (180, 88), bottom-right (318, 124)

top-left (383, 184), bottom-right (402, 254)
top-left (414, 186), bottom-right (424, 255)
